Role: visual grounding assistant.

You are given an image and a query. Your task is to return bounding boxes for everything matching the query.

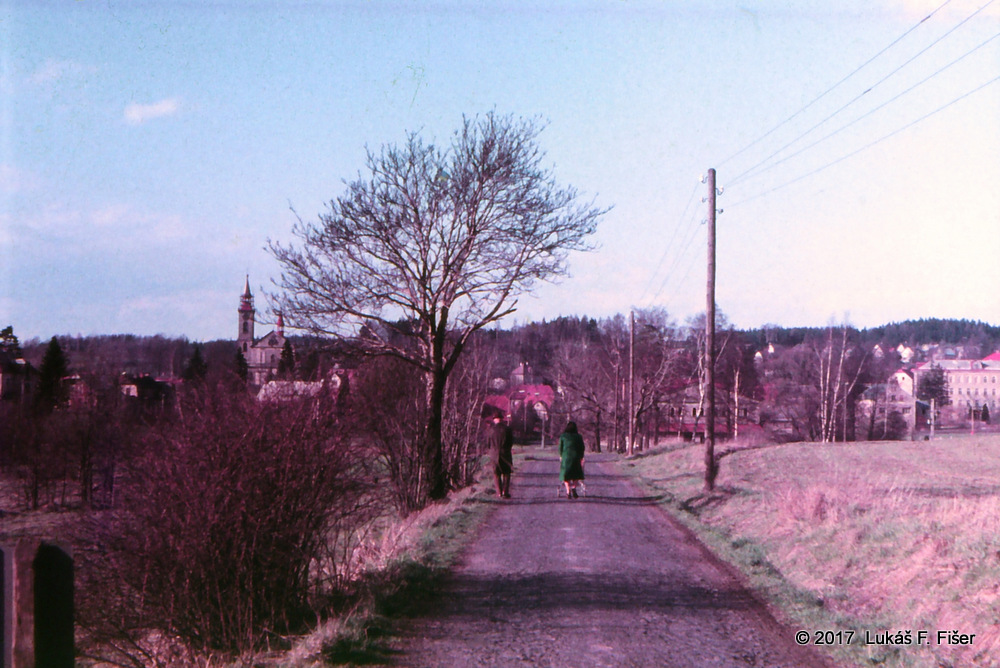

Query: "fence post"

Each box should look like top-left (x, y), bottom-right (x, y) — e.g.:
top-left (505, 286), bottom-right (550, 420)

top-left (0, 539), bottom-right (74, 668)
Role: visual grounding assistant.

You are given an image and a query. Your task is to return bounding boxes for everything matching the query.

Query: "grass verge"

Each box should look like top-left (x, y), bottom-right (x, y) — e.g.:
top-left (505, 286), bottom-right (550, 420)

top-left (623, 435), bottom-right (1000, 668)
top-left (283, 466), bottom-right (499, 667)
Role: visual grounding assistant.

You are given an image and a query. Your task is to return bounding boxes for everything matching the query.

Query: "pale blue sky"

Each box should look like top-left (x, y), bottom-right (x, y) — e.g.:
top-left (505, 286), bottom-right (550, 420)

top-left (2, 0), bottom-right (998, 342)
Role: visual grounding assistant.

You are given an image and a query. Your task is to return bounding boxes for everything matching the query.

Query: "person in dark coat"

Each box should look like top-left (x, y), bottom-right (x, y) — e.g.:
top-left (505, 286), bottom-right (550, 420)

top-left (485, 413), bottom-right (514, 498)
top-left (558, 421), bottom-right (585, 499)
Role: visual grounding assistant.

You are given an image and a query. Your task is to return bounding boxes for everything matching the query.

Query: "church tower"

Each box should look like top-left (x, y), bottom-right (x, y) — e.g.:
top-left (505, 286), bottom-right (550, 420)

top-left (238, 275), bottom-right (255, 353)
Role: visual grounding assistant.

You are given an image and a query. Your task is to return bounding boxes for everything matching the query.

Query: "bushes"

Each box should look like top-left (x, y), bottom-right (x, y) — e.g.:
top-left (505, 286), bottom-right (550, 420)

top-left (345, 353), bottom-right (490, 515)
top-left (77, 389), bottom-right (382, 662)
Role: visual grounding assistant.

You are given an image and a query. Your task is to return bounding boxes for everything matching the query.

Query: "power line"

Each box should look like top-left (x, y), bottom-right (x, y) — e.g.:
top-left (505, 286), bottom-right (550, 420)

top-left (648, 212), bottom-right (705, 307)
top-left (636, 180), bottom-right (700, 306)
top-left (726, 73), bottom-right (1000, 208)
top-left (732, 27), bottom-right (1000, 187)
top-left (717, 0), bottom-right (955, 170)
top-left (729, 0), bottom-right (997, 187)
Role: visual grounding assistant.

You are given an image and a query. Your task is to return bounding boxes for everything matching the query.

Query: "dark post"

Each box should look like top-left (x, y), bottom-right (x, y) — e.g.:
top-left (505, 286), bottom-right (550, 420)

top-left (33, 543), bottom-right (74, 668)
top-left (0, 540), bottom-right (73, 668)
top-left (1, 545), bottom-right (9, 668)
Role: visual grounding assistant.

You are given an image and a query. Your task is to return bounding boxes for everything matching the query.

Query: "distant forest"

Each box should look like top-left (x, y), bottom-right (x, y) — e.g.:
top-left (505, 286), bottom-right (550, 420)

top-left (14, 317), bottom-right (1000, 381)
top-left (742, 318), bottom-right (1000, 351)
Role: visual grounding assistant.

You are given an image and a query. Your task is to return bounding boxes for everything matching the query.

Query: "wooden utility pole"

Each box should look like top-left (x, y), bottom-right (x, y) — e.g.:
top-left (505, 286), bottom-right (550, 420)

top-left (613, 363), bottom-right (620, 453)
top-left (628, 310), bottom-right (635, 456)
top-left (704, 169), bottom-right (719, 491)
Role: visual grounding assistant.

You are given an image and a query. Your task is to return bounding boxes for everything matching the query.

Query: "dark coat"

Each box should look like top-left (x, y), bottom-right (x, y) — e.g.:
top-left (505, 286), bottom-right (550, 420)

top-left (558, 431), bottom-right (585, 482)
top-left (486, 422), bottom-right (514, 475)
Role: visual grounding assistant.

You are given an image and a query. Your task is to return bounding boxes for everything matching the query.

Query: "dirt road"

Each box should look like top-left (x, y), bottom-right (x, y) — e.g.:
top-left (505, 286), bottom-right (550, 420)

top-left (395, 450), bottom-right (833, 667)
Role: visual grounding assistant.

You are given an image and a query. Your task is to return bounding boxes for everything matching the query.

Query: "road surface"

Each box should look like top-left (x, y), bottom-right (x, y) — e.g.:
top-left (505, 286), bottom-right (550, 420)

top-left (395, 450), bottom-right (833, 667)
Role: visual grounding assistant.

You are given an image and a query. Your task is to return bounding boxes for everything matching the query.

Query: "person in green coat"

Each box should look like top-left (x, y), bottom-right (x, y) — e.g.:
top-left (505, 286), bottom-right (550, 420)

top-left (558, 421), bottom-right (585, 499)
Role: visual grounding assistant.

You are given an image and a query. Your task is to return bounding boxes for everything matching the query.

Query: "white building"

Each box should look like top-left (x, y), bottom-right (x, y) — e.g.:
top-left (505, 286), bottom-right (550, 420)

top-left (237, 276), bottom-right (288, 386)
top-left (913, 353), bottom-right (1000, 419)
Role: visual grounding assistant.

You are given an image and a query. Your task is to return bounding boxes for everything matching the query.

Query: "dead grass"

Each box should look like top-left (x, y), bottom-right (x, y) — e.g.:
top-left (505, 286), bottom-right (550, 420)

top-left (628, 435), bottom-right (1000, 667)
top-left (271, 462), bottom-right (498, 667)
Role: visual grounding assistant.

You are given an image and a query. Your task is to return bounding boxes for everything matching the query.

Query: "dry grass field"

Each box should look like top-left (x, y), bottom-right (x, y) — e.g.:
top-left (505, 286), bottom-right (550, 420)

top-left (627, 434), bottom-right (1000, 667)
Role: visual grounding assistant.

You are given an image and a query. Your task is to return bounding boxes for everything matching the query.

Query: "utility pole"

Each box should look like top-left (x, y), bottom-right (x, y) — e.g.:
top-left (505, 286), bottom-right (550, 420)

top-left (613, 363), bottom-right (620, 453)
top-left (628, 310), bottom-right (635, 456)
top-left (704, 168), bottom-right (719, 492)
top-left (930, 397), bottom-right (936, 439)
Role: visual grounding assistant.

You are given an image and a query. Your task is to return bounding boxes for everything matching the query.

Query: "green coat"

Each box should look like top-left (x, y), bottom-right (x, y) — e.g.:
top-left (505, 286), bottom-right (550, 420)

top-left (558, 431), bottom-right (585, 482)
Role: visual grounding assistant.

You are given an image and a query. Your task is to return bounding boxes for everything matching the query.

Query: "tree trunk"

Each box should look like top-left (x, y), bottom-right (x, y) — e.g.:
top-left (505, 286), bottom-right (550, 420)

top-left (424, 368), bottom-right (448, 500)
top-left (594, 406), bottom-right (602, 453)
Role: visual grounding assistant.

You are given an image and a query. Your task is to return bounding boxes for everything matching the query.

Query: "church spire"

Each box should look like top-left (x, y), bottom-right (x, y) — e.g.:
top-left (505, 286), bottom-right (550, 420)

top-left (241, 274), bottom-right (254, 309)
top-left (238, 276), bottom-right (255, 348)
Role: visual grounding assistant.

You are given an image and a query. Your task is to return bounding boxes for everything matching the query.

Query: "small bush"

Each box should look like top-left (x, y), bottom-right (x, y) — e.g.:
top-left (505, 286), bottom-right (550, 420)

top-left (77, 388), bottom-right (382, 662)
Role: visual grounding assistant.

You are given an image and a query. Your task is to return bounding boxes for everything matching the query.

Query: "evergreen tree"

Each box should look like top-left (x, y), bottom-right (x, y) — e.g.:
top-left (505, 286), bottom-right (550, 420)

top-left (234, 348), bottom-right (249, 383)
top-left (35, 336), bottom-right (69, 411)
top-left (277, 340), bottom-right (295, 379)
top-left (1, 325), bottom-right (22, 357)
top-left (917, 364), bottom-right (950, 407)
top-left (182, 345), bottom-right (208, 382)
top-left (981, 403), bottom-right (991, 424)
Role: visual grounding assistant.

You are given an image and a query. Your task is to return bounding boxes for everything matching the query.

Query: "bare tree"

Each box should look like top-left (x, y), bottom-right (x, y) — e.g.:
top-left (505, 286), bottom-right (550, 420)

top-left (270, 112), bottom-right (606, 501)
top-left (553, 336), bottom-right (613, 452)
top-left (628, 309), bottom-right (682, 451)
top-left (684, 311), bottom-right (733, 443)
top-left (813, 325), bottom-right (867, 443)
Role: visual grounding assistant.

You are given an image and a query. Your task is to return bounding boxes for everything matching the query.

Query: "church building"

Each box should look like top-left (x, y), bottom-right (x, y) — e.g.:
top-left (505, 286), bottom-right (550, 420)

top-left (237, 276), bottom-right (287, 386)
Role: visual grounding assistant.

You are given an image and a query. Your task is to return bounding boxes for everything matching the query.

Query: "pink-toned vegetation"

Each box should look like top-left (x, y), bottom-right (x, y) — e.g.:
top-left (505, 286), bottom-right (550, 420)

top-left (633, 434), bottom-right (1000, 667)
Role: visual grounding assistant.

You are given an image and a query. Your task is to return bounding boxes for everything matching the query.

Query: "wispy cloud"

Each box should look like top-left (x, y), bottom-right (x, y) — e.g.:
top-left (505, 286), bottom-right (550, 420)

top-left (124, 98), bottom-right (181, 125)
top-left (0, 164), bottom-right (41, 194)
top-left (15, 201), bottom-right (195, 250)
top-left (28, 58), bottom-right (97, 85)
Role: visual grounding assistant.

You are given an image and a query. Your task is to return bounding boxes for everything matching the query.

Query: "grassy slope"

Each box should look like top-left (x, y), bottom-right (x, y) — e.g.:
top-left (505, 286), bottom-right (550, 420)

top-left (626, 435), bottom-right (1000, 667)
top-left (275, 461), bottom-right (500, 667)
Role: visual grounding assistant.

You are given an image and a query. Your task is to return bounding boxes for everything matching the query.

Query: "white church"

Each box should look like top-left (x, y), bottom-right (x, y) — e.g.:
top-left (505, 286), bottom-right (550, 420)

top-left (237, 276), bottom-right (287, 386)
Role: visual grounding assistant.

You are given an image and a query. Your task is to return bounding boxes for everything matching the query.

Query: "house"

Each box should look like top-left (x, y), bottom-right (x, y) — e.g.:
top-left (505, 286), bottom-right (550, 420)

top-left (119, 373), bottom-right (175, 412)
top-left (0, 351), bottom-right (32, 402)
top-left (857, 368), bottom-right (929, 437)
top-left (483, 363), bottom-right (555, 443)
top-left (913, 354), bottom-right (1000, 424)
top-left (256, 375), bottom-right (342, 402)
top-left (237, 276), bottom-right (288, 386)
top-left (657, 379), bottom-right (760, 442)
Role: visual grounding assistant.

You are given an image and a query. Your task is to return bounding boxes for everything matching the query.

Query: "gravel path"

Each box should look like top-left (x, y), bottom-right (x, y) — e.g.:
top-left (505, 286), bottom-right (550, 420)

top-left (395, 450), bottom-right (833, 667)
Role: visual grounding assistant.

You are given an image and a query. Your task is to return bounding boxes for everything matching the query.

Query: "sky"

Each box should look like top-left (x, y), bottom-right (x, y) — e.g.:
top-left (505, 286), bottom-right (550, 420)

top-left (1, 0), bottom-right (998, 342)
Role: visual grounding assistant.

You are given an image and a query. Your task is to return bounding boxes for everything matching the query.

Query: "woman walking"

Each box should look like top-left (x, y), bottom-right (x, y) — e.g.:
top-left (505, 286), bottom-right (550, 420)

top-left (558, 421), bottom-right (585, 499)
